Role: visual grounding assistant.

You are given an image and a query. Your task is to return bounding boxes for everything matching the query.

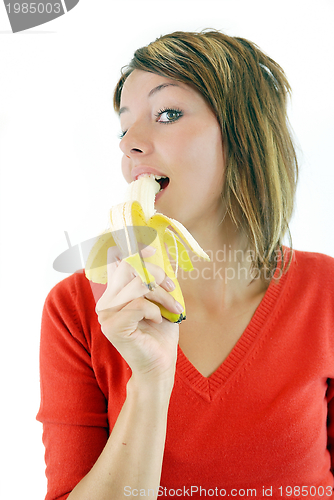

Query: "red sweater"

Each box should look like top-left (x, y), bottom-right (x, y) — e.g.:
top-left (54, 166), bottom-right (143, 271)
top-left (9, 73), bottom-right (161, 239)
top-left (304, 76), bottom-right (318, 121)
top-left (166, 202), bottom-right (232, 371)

top-left (37, 250), bottom-right (334, 499)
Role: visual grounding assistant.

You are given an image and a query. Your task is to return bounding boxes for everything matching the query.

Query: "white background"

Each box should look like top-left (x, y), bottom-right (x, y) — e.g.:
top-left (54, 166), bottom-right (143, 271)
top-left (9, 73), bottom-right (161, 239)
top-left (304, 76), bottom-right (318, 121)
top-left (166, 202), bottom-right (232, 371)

top-left (0, 0), bottom-right (333, 498)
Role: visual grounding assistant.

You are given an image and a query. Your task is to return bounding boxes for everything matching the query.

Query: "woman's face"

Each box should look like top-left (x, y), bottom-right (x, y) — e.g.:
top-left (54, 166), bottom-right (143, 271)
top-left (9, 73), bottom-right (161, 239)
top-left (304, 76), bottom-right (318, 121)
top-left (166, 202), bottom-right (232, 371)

top-left (119, 69), bottom-right (226, 231)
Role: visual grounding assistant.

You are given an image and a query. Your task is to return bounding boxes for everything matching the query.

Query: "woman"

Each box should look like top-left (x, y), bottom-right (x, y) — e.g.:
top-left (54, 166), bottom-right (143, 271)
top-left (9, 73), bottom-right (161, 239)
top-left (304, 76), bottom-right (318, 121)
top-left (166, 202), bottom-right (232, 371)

top-left (37, 30), bottom-right (334, 499)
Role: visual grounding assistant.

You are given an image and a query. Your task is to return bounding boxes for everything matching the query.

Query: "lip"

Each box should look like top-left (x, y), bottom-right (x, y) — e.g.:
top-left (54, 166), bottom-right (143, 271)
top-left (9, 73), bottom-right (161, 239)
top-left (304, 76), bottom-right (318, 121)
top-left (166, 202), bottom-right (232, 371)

top-left (131, 165), bottom-right (168, 181)
top-left (155, 186), bottom-right (167, 202)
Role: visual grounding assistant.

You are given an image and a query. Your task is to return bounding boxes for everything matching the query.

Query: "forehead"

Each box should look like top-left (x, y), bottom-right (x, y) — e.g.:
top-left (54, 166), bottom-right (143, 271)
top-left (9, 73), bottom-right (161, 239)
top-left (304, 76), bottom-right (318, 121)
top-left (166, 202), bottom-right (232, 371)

top-left (120, 69), bottom-right (192, 103)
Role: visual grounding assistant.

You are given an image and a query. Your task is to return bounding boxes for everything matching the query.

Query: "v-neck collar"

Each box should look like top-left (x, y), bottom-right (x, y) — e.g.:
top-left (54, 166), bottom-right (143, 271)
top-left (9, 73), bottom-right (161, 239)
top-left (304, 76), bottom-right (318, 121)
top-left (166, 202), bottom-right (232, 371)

top-left (175, 253), bottom-right (293, 402)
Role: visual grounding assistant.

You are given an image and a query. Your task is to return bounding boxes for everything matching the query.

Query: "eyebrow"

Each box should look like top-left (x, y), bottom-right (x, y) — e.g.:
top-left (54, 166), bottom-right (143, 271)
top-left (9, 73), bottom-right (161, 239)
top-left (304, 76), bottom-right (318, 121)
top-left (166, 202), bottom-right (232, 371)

top-left (118, 83), bottom-right (180, 116)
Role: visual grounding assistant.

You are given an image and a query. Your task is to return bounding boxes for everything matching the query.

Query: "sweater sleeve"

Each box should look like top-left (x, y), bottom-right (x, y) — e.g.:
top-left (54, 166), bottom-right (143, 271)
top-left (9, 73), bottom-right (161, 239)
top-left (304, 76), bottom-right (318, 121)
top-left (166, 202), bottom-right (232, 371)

top-left (36, 273), bottom-right (109, 500)
top-left (328, 378), bottom-right (334, 473)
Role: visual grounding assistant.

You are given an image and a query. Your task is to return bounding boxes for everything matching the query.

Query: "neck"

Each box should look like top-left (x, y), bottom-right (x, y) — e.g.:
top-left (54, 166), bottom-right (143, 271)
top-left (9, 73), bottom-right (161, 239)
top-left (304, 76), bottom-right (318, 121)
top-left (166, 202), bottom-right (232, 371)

top-left (178, 213), bottom-right (267, 311)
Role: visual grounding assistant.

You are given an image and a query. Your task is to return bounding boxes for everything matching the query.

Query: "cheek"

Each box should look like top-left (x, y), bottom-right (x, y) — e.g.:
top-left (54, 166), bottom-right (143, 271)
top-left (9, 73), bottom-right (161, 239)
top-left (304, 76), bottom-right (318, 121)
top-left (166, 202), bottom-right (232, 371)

top-left (184, 125), bottom-right (225, 174)
top-left (167, 130), bottom-right (207, 167)
top-left (193, 128), bottom-right (225, 195)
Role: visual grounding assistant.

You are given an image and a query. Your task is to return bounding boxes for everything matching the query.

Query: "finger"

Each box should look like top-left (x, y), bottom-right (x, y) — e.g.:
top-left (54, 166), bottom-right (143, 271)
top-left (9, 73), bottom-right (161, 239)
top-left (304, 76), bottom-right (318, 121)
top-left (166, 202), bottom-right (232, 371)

top-left (144, 285), bottom-right (184, 316)
top-left (109, 262), bottom-right (180, 314)
top-left (107, 259), bottom-right (137, 295)
top-left (110, 275), bottom-right (149, 310)
top-left (106, 245), bottom-right (156, 284)
top-left (159, 275), bottom-right (176, 293)
top-left (97, 275), bottom-right (146, 315)
top-left (106, 246), bottom-right (122, 281)
top-left (139, 260), bottom-right (166, 286)
top-left (98, 275), bottom-right (182, 319)
top-left (138, 244), bottom-right (156, 259)
top-left (122, 297), bottom-right (163, 326)
top-left (97, 263), bottom-right (143, 312)
top-left (100, 297), bottom-right (162, 339)
top-left (138, 261), bottom-right (176, 292)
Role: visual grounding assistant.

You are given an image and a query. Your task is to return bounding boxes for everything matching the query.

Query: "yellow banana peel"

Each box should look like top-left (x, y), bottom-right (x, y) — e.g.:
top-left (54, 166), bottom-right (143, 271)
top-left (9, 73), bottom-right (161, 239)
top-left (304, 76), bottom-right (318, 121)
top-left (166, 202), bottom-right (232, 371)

top-left (85, 175), bottom-right (210, 323)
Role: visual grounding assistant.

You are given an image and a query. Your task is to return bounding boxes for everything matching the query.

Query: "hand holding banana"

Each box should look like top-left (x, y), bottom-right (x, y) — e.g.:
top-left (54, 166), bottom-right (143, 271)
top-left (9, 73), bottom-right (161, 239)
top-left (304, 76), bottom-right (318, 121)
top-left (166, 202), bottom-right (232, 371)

top-left (85, 174), bottom-right (210, 323)
top-left (95, 245), bottom-right (181, 384)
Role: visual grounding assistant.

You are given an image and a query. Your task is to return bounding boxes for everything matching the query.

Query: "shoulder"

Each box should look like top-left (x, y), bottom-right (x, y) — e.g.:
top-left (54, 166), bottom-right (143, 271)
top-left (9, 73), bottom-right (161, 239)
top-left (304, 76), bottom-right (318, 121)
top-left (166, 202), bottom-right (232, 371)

top-left (292, 249), bottom-right (334, 281)
top-left (43, 270), bottom-right (107, 328)
top-left (41, 271), bottom-right (107, 357)
top-left (46, 270), bottom-right (106, 308)
top-left (287, 248), bottom-right (334, 302)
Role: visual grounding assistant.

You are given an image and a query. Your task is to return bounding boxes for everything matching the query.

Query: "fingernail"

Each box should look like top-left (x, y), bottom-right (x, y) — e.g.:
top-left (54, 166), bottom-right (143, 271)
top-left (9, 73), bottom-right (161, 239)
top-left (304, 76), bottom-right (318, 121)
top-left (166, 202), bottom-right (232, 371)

top-left (175, 301), bottom-right (184, 313)
top-left (165, 277), bottom-right (175, 291)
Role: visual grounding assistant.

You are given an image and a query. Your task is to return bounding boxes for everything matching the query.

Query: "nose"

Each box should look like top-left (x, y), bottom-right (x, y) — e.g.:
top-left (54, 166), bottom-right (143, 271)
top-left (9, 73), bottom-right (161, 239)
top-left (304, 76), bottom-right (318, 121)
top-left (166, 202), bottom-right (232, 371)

top-left (119, 122), bottom-right (154, 158)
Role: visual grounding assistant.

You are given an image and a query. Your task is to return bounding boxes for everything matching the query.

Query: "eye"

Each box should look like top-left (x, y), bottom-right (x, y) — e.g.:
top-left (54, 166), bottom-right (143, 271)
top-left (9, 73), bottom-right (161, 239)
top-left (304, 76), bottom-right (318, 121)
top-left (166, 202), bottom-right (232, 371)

top-left (156, 108), bottom-right (183, 124)
top-left (118, 107), bottom-right (183, 139)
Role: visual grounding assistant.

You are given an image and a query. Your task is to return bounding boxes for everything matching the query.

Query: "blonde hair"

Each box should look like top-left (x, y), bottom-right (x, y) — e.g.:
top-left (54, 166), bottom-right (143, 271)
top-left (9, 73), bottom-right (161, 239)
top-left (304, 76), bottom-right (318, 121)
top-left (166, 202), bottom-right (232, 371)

top-left (113, 29), bottom-right (298, 279)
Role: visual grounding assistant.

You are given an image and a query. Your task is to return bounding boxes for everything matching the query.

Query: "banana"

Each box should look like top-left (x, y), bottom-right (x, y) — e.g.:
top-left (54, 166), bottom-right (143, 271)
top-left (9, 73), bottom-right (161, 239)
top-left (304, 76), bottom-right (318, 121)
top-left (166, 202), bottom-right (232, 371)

top-left (85, 174), bottom-right (210, 323)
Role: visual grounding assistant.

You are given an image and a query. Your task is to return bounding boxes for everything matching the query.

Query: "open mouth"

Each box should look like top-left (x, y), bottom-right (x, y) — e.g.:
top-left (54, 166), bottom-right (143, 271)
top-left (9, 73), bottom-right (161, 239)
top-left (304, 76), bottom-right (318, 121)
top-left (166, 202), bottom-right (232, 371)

top-left (154, 175), bottom-right (170, 192)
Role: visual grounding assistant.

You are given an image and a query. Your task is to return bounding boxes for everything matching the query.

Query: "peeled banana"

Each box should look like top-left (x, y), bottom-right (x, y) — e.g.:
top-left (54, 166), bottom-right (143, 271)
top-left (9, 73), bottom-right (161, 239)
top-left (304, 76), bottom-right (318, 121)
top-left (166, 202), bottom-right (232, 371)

top-left (85, 174), bottom-right (210, 323)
